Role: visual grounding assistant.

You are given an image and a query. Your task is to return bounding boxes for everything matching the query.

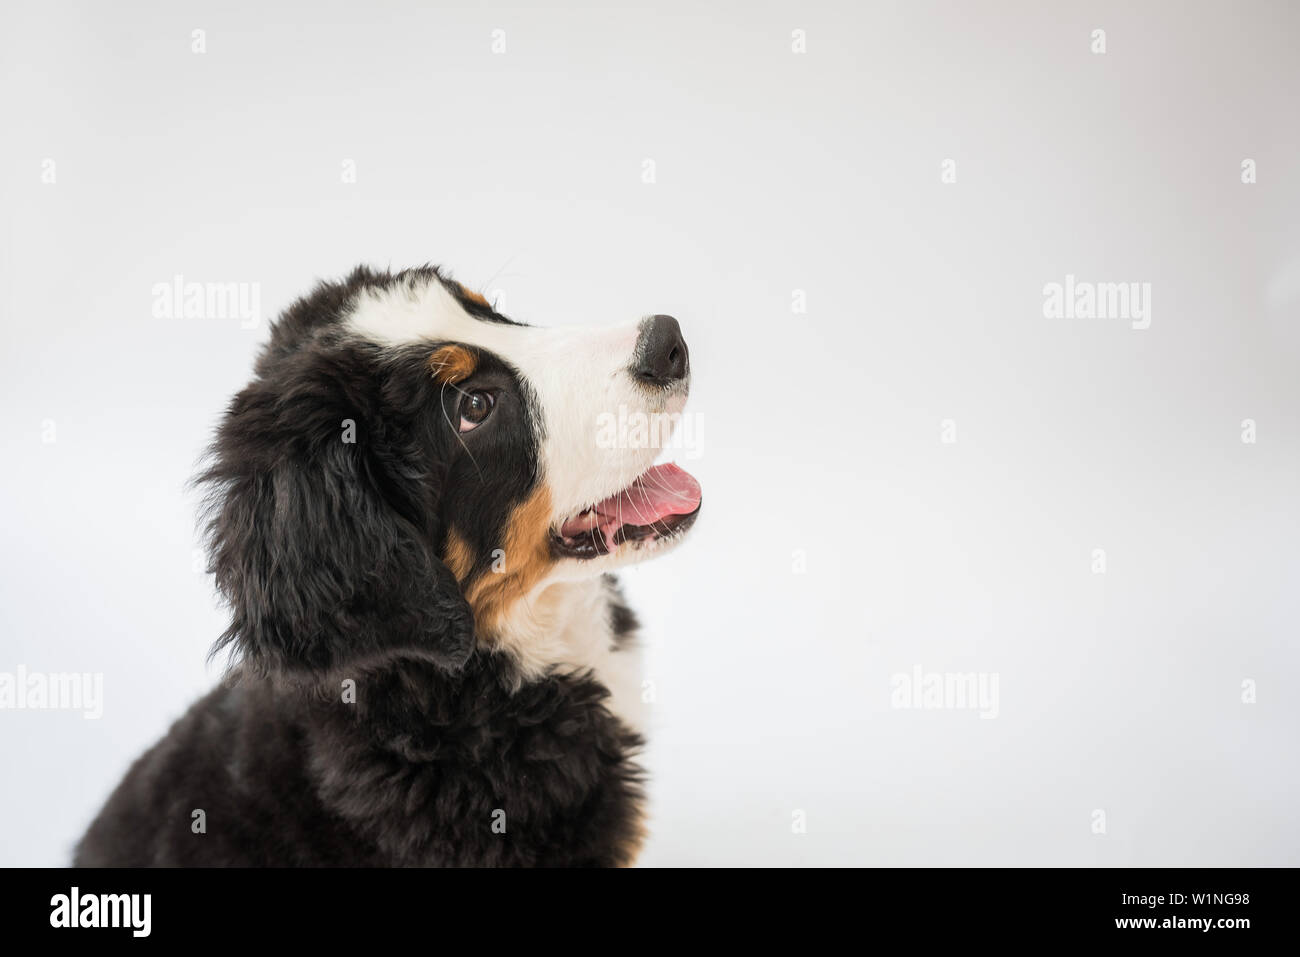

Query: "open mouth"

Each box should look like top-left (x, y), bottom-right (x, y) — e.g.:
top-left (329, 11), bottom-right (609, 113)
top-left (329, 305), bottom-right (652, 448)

top-left (552, 463), bottom-right (702, 560)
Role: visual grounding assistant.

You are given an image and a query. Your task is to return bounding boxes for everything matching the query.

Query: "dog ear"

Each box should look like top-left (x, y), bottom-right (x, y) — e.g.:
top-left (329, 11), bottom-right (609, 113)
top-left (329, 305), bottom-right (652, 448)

top-left (198, 346), bottom-right (474, 677)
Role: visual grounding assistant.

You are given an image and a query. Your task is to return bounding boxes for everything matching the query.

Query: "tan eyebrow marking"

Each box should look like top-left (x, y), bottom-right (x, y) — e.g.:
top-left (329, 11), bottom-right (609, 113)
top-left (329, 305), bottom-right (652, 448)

top-left (455, 283), bottom-right (491, 309)
top-left (427, 345), bottom-right (478, 384)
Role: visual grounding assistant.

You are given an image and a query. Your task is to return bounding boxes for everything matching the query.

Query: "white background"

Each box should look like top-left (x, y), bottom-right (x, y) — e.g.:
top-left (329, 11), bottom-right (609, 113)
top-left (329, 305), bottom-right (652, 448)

top-left (2, 0), bottom-right (1298, 866)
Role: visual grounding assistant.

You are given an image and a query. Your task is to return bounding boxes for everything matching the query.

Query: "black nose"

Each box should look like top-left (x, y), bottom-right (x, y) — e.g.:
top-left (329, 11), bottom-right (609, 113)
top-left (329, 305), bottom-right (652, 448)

top-left (633, 314), bottom-right (689, 386)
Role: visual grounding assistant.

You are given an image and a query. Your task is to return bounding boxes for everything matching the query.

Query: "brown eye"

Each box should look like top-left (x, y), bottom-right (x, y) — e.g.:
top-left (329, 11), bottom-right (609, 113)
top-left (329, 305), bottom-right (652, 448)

top-left (458, 390), bottom-right (496, 432)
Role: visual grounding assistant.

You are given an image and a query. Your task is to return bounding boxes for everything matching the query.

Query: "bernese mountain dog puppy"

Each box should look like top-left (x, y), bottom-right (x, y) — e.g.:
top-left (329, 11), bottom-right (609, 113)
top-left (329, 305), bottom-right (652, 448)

top-left (74, 265), bottom-right (701, 867)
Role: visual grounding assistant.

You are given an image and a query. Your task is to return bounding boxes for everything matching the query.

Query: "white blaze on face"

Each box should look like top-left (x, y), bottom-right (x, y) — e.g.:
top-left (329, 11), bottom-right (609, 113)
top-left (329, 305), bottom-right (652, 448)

top-left (344, 276), bottom-right (684, 529)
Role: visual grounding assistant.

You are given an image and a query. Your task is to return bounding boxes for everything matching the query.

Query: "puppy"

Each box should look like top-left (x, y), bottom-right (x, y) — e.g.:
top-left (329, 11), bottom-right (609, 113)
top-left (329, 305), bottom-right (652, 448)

top-left (75, 265), bottom-right (701, 867)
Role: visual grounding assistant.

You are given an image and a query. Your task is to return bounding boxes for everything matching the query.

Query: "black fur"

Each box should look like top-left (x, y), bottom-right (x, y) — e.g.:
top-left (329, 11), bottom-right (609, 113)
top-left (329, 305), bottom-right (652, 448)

top-left (74, 266), bottom-right (647, 867)
top-left (75, 659), bottom-right (644, 867)
top-left (604, 575), bottom-right (640, 648)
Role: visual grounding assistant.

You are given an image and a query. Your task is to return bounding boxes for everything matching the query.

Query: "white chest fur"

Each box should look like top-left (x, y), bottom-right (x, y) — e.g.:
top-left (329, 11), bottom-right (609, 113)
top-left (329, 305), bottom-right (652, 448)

top-left (493, 577), bottom-right (646, 735)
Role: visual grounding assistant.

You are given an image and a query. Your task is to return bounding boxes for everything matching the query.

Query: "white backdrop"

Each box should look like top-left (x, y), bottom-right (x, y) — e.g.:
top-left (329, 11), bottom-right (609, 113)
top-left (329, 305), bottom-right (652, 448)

top-left (2, 0), bottom-right (1298, 866)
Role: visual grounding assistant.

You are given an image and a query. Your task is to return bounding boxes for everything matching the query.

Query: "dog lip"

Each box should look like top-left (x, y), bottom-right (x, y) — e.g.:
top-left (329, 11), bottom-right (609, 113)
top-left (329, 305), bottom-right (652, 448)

top-left (550, 502), bottom-right (701, 560)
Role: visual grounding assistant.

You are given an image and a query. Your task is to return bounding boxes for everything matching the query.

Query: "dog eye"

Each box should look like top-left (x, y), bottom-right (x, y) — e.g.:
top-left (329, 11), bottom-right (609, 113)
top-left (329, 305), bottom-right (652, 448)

top-left (458, 390), bottom-right (496, 432)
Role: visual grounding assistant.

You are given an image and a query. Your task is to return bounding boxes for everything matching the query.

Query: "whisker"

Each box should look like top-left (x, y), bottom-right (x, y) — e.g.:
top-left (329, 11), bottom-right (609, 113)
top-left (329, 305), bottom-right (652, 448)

top-left (439, 380), bottom-right (485, 481)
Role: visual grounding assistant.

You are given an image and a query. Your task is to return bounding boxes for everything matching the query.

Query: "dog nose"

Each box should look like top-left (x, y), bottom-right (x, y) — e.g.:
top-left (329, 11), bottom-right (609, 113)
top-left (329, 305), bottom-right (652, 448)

top-left (633, 314), bottom-right (689, 386)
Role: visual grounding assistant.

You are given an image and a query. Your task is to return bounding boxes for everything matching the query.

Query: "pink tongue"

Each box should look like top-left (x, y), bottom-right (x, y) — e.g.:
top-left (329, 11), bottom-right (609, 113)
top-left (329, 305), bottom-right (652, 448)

top-left (561, 463), bottom-right (702, 548)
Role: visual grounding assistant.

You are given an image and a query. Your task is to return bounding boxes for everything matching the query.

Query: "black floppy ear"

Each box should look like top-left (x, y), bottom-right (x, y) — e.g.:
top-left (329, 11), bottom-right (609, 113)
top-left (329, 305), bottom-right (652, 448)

top-left (198, 346), bottom-right (474, 677)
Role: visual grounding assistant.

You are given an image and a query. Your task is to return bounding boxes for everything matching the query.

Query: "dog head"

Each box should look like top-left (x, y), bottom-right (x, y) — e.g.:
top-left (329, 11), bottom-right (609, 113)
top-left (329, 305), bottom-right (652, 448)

top-left (200, 265), bottom-right (701, 679)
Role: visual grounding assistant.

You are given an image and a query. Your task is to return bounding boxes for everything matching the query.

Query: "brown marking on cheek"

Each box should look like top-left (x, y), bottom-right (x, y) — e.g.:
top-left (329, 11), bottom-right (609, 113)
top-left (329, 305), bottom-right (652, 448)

top-left (461, 485), bottom-right (557, 639)
top-left (428, 345), bottom-right (477, 384)
top-left (442, 529), bottom-right (475, 585)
